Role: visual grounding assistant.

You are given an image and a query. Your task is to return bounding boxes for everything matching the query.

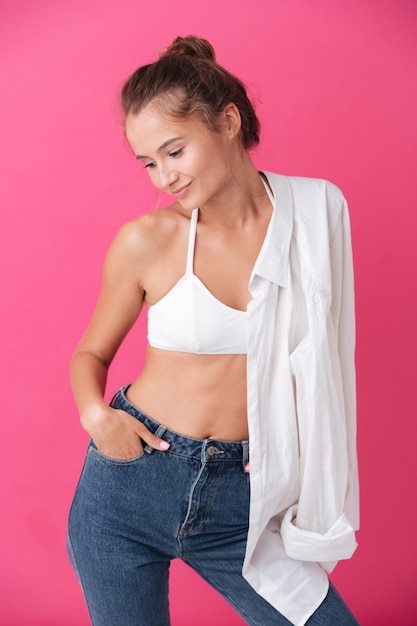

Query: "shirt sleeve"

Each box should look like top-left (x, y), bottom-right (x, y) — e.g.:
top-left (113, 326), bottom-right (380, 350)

top-left (283, 194), bottom-right (359, 568)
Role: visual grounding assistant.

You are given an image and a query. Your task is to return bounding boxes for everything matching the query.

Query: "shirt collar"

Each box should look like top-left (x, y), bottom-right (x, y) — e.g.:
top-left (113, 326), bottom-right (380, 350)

top-left (251, 172), bottom-right (293, 288)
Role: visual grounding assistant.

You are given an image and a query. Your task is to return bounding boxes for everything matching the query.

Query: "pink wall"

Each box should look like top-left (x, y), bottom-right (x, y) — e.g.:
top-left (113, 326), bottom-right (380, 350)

top-left (1, 0), bottom-right (416, 624)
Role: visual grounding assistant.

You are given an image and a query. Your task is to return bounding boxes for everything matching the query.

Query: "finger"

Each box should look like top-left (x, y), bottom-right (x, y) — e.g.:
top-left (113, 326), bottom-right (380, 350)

top-left (244, 463), bottom-right (250, 473)
top-left (135, 423), bottom-right (170, 451)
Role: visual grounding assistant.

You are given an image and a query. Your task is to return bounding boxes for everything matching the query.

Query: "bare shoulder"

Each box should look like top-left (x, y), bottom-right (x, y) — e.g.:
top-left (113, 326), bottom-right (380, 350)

top-left (105, 202), bottom-right (188, 271)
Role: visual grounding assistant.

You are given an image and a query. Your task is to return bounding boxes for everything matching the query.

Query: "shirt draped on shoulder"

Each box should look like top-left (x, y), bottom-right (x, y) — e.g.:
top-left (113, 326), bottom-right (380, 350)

top-left (243, 172), bottom-right (359, 626)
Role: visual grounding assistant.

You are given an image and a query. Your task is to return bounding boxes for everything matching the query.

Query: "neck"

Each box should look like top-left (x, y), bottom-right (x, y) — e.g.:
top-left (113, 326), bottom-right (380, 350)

top-left (199, 154), bottom-right (270, 228)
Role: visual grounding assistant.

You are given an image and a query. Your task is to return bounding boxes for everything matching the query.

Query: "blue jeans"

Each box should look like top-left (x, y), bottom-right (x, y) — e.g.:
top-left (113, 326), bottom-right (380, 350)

top-left (67, 385), bottom-right (359, 626)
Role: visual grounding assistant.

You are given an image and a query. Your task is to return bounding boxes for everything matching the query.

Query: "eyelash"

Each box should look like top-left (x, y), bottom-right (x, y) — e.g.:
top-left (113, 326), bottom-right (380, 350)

top-left (143, 148), bottom-right (183, 169)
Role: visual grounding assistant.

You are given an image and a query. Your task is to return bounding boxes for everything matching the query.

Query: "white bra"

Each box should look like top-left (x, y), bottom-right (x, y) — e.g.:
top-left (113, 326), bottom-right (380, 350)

top-left (147, 207), bottom-right (248, 354)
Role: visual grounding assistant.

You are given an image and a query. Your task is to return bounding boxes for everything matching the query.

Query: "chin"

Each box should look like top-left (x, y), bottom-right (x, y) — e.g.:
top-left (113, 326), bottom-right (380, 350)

top-left (177, 196), bottom-right (198, 211)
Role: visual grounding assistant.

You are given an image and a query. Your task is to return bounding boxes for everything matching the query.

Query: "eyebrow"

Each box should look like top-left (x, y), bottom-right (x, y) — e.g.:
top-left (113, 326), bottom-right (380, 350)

top-left (135, 136), bottom-right (184, 160)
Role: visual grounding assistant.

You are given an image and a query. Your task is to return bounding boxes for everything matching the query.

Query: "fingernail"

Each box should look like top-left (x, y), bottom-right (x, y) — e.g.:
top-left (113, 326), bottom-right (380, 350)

top-left (159, 441), bottom-right (170, 450)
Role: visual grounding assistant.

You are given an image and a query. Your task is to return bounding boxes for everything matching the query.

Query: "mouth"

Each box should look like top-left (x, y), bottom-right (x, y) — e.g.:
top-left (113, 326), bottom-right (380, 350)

top-left (171, 182), bottom-right (192, 198)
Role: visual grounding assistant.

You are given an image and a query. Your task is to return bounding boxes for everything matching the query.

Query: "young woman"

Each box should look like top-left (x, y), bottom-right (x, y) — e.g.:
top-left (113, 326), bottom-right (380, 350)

top-left (68, 36), bottom-right (360, 626)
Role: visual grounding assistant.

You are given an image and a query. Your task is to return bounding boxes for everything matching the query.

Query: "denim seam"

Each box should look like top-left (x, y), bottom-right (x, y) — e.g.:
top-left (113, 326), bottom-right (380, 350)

top-left (166, 451), bottom-right (242, 462)
top-left (177, 461), bottom-right (207, 544)
top-left (166, 451), bottom-right (202, 461)
top-left (178, 462), bottom-right (224, 539)
top-left (67, 522), bottom-right (95, 624)
top-left (88, 444), bottom-right (148, 466)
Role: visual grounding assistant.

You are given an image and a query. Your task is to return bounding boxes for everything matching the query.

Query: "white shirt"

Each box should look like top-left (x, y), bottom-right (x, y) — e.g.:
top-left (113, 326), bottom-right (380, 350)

top-left (244, 172), bottom-right (359, 626)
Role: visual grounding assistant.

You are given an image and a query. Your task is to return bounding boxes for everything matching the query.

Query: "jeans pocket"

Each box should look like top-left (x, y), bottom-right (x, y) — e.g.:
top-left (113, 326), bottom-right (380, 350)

top-left (88, 441), bottom-right (147, 466)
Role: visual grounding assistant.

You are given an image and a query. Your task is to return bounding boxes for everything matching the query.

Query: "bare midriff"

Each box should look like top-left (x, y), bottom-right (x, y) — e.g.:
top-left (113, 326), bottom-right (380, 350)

top-left (126, 344), bottom-right (249, 441)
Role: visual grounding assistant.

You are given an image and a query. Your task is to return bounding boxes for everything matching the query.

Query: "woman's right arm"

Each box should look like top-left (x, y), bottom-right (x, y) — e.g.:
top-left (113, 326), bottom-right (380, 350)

top-left (70, 219), bottom-right (170, 459)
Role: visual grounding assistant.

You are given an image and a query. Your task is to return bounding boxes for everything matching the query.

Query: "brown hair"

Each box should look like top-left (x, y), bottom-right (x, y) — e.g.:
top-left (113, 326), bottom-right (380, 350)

top-left (121, 36), bottom-right (260, 150)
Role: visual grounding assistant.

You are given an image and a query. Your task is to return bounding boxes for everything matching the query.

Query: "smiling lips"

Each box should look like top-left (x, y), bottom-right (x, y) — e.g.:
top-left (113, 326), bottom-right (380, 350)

top-left (171, 182), bottom-right (192, 198)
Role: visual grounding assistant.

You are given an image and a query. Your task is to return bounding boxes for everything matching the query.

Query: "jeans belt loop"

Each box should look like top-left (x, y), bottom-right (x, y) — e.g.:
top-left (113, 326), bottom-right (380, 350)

top-left (242, 441), bottom-right (249, 469)
top-left (144, 424), bottom-right (168, 454)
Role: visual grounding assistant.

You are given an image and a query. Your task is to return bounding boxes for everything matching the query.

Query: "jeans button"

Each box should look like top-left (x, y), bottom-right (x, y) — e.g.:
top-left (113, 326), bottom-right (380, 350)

top-left (207, 445), bottom-right (216, 456)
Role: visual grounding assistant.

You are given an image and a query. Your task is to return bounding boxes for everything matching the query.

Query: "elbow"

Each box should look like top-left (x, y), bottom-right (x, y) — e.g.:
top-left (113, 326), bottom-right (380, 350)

top-left (70, 347), bottom-right (112, 372)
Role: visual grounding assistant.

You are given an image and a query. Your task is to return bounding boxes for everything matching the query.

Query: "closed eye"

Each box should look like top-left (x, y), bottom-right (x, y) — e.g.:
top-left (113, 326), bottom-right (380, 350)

top-left (169, 148), bottom-right (183, 158)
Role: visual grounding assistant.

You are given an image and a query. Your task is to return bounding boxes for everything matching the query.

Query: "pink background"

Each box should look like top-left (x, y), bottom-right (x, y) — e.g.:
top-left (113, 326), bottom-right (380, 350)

top-left (1, 0), bottom-right (416, 624)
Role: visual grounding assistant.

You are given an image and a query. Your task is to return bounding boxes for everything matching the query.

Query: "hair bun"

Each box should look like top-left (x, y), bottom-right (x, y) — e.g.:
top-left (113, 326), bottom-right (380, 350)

top-left (161, 35), bottom-right (216, 62)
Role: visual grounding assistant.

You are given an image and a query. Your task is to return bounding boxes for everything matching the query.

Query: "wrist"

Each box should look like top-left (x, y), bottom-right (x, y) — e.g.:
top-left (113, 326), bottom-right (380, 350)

top-left (80, 401), bottom-right (110, 433)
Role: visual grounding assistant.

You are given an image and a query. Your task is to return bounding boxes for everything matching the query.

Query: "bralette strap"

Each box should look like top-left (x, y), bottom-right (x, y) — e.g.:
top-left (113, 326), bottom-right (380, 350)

top-left (186, 208), bottom-right (199, 274)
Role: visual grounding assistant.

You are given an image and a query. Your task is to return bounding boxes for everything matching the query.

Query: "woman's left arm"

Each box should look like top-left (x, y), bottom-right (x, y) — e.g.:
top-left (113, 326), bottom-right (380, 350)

top-left (282, 192), bottom-right (359, 570)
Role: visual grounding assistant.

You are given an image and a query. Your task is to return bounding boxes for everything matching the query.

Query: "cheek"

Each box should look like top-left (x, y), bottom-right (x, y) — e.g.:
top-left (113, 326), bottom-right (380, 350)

top-left (181, 149), bottom-right (203, 174)
top-left (193, 154), bottom-right (221, 180)
top-left (145, 168), bottom-right (162, 189)
top-left (184, 141), bottom-right (216, 174)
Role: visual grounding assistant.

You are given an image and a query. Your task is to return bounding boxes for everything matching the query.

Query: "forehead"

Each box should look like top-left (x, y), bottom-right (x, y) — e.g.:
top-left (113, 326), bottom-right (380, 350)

top-left (125, 103), bottom-right (213, 153)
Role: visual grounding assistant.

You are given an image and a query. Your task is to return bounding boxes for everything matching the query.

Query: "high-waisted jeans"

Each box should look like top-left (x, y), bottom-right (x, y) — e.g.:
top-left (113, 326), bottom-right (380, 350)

top-left (67, 385), bottom-right (360, 626)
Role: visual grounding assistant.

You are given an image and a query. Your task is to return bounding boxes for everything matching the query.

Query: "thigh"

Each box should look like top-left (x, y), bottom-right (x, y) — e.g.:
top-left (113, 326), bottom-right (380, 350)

top-left (184, 530), bottom-right (292, 626)
top-left (68, 444), bottom-right (173, 626)
top-left (305, 582), bottom-right (360, 626)
top-left (68, 532), bottom-right (170, 626)
top-left (179, 461), bottom-right (358, 626)
top-left (187, 547), bottom-right (359, 626)
top-left (180, 460), bottom-right (292, 626)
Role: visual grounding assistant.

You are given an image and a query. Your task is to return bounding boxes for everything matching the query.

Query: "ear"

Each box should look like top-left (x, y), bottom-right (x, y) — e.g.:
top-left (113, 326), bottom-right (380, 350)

top-left (222, 103), bottom-right (242, 140)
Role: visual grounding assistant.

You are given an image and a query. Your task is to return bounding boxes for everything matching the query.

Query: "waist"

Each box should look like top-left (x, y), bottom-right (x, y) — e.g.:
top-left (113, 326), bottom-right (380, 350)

top-left (126, 346), bottom-right (249, 440)
top-left (112, 385), bottom-right (249, 464)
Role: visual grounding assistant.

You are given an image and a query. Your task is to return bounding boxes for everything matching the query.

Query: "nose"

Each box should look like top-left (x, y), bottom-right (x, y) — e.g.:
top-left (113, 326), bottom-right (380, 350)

top-left (158, 163), bottom-right (179, 191)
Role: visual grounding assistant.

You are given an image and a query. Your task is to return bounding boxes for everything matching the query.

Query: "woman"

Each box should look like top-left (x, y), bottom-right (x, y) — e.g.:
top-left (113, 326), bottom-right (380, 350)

top-left (68, 36), bottom-right (359, 626)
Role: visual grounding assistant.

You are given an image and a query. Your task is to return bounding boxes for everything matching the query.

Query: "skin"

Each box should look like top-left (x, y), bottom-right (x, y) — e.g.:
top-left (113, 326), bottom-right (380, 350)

top-left (70, 100), bottom-right (273, 460)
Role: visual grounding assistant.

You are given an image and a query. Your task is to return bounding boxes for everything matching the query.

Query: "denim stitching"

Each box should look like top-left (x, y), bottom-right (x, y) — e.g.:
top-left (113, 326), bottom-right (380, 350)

top-left (178, 461), bottom-right (224, 539)
top-left (88, 444), bottom-right (148, 466)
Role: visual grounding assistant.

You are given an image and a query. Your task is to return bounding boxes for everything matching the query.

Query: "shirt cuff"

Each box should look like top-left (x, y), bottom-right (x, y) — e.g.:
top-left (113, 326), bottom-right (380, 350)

top-left (280, 504), bottom-right (358, 563)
